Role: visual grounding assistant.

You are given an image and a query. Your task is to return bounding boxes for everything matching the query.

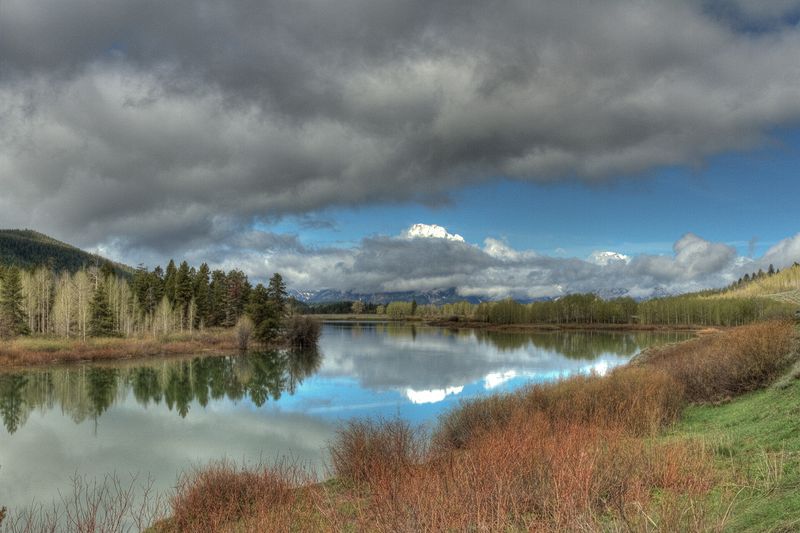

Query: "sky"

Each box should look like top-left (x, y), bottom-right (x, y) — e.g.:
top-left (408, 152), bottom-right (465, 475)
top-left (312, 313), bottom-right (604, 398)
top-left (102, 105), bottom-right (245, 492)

top-left (2, 0), bottom-right (800, 298)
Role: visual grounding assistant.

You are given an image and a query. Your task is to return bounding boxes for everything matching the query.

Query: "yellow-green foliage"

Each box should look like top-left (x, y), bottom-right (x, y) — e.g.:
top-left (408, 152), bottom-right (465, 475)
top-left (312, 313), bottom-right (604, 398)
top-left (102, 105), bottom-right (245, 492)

top-left (637, 295), bottom-right (794, 326)
top-left (716, 263), bottom-right (800, 303)
top-left (410, 292), bottom-right (795, 327)
top-left (385, 301), bottom-right (415, 319)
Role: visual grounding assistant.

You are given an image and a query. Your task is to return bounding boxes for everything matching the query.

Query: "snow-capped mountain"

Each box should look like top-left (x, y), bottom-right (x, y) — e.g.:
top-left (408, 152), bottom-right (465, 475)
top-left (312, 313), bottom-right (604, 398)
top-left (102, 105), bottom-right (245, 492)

top-left (592, 287), bottom-right (632, 300)
top-left (403, 223), bottom-right (465, 242)
top-left (588, 250), bottom-right (631, 266)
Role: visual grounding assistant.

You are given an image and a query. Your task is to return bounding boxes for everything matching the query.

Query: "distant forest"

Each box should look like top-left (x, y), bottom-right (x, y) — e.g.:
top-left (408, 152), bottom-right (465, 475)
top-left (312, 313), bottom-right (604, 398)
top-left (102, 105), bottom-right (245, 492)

top-left (323, 265), bottom-right (800, 327)
top-left (0, 229), bottom-right (131, 276)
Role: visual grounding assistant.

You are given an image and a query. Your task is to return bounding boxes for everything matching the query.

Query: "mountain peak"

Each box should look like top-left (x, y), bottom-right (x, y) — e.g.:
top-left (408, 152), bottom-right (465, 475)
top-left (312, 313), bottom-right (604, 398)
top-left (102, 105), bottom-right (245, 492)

top-left (588, 250), bottom-right (631, 266)
top-left (403, 223), bottom-right (465, 242)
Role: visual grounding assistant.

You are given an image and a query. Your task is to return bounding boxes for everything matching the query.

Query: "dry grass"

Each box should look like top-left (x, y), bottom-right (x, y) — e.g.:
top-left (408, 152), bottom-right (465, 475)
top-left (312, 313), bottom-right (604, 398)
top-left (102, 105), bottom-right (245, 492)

top-left (0, 329), bottom-right (237, 369)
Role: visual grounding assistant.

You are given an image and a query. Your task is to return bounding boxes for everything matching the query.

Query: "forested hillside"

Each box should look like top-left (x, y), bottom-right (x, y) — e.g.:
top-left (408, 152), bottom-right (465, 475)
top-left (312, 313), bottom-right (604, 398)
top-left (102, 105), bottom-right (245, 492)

top-left (715, 262), bottom-right (800, 305)
top-left (0, 229), bottom-right (132, 276)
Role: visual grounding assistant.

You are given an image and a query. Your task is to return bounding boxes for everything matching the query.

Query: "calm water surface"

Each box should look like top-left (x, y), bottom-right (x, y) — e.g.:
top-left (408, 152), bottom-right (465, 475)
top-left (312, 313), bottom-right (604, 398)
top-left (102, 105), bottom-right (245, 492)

top-left (0, 322), bottom-right (691, 512)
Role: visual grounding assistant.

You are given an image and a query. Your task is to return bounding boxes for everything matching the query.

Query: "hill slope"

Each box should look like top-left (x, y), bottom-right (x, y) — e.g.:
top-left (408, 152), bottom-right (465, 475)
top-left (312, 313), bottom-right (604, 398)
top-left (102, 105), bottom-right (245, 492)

top-left (0, 229), bottom-right (132, 276)
top-left (715, 263), bottom-right (800, 305)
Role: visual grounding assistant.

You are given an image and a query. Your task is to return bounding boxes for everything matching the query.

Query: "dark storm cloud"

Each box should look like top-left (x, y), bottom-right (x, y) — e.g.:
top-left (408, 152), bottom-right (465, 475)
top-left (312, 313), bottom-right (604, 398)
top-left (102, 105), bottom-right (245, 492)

top-left (2, 0), bottom-right (800, 254)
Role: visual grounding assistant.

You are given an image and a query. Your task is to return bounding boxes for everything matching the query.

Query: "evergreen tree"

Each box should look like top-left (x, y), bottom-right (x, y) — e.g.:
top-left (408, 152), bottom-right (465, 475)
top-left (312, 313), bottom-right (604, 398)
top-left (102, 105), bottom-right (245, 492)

top-left (174, 261), bottom-right (194, 328)
top-left (164, 259), bottom-right (177, 303)
top-left (0, 267), bottom-right (29, 337)
top-left (224, 270), bottom-right (251, 327)
top-left (194, 263), bottom-right (211, 328)
top-left (267, 273), bottom-right (287, 312)
top-left (99, 259), bottom-right (116, 279)
top-left (248, 284), bottom-right (281, 344)
top-left (209, 270), bottom-right (228, 327)
top-left (89, 282), bottom-right (116, 337)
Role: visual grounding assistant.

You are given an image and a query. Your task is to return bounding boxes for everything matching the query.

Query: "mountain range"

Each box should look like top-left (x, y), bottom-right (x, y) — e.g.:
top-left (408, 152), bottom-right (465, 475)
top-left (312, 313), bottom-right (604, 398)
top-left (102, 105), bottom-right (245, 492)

top-left (288, 286), bottom-right (675, 304)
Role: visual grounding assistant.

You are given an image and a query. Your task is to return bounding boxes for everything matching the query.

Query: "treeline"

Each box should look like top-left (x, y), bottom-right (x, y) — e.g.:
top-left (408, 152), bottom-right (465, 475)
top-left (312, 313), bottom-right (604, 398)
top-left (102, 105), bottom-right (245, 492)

top-left (363, 292), bottom-right (795, 327)
top-left (0, 261), bottom-right (306, 343)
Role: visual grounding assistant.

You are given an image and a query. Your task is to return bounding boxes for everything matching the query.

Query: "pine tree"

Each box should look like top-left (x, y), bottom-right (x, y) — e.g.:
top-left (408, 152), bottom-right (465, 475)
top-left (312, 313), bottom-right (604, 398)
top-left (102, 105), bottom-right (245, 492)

top-left (247, 284), bottom-right (281, 344)
top-left (88, 282), bottom-right (116, 337)
top-left (194, 263), bottom-right (211, 328)
top-left (267, 273), bottom-right (287, 312)
top-left (224, 270), bottom-right (251, 327)
top-left (209, 270), bottom-right (227, 327)
top-left (174, 261), bottom-right (194, 329)
top-left (0, 267), bottom-right (29, 337)
top-left (164, 259), bottom-right (177, 304)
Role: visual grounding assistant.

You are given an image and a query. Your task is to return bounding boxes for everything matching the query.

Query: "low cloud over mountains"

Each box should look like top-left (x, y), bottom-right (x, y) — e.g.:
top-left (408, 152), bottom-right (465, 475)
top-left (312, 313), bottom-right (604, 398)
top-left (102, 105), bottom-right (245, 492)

top-left (173, 223), bottom-right (800, 300)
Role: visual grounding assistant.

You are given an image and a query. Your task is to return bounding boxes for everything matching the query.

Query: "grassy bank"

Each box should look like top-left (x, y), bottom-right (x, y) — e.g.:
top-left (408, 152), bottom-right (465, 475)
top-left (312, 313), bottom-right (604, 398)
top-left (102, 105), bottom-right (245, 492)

top-left (0, 329), bottom-right (237, 369)
top-left (148, 320), bottom-right (797, 532)
top-left (668, 369), bottom-right (800, 532)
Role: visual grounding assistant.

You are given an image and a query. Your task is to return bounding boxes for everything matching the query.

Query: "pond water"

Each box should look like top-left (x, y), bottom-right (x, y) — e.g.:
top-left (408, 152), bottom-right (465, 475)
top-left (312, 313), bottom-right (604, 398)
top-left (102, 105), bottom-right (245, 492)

top-left (0, 322), bottom-right (691, 514)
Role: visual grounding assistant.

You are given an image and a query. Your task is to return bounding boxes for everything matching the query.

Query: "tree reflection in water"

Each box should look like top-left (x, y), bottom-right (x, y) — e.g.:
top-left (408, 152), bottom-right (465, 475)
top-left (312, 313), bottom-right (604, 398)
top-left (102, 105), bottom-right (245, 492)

top-left (0, 348), bottom-right (322, 434)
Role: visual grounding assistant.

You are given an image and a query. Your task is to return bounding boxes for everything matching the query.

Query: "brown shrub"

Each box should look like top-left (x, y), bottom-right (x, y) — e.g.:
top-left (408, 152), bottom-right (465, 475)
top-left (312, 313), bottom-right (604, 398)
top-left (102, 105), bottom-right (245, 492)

top-left (284, 316), bottom-right (322, 349)
top-left (317, 414), bottom-right (719, 532)
top-left (329, 418), bottom-right (424, 490)
top-left (170, 460), bottom-right (306, 532)
top-left (645, 320), bottom-right (797, 402)
top-left (434, 365), bottom-right (683, 451)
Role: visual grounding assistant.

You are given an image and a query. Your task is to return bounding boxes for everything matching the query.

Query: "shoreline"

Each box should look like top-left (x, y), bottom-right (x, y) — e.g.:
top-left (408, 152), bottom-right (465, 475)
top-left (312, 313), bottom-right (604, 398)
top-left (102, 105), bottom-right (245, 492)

top-left (0, 330), bottom-right (240, 371)
top-left (424, 319), bottom-right (714, 333)
top-left (0, 320), bottom-right (716, 371)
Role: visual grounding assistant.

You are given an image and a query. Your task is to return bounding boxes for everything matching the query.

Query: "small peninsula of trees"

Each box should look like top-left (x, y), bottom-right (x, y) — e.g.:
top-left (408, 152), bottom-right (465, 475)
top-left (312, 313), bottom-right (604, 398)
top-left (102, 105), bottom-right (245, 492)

top-left (0, 261), bottom-right (311, 347)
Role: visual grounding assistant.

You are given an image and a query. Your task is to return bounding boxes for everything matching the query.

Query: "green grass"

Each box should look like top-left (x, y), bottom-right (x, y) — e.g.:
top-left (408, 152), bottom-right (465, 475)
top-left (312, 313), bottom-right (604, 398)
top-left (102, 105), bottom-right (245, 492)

top-left (668, 376), bottom-right (800, 532)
